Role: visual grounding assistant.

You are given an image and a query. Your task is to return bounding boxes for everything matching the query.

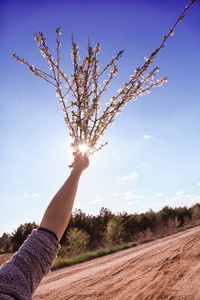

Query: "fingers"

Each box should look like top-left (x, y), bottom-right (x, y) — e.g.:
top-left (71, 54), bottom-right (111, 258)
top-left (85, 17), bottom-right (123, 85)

top-left (71, 150), bottom-right (89, 172)
top-left (73, 150), bottom-right (88, 158)
top-left (73, 151), bottom-right (79, 157)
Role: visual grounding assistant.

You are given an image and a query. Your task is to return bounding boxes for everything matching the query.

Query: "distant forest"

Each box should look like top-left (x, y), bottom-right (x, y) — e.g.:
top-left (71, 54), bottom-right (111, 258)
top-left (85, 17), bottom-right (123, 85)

top-left (1, 203), bottom-right (200, 256)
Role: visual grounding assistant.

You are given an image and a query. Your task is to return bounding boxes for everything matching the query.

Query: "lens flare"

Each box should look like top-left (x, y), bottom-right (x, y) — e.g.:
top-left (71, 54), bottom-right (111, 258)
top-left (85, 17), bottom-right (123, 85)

top-left (79, 144), bottom-right (88, 154)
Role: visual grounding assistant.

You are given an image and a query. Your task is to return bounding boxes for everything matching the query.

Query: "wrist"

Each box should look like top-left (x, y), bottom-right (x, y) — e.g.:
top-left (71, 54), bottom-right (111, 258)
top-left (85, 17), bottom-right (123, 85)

top-left (70, 168), bottom-right (83, 177)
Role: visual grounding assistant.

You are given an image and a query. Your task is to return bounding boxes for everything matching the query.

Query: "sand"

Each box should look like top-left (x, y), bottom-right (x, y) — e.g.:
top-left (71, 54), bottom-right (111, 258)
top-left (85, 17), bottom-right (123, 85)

top-left (33, 226), bottom-right (200, 300)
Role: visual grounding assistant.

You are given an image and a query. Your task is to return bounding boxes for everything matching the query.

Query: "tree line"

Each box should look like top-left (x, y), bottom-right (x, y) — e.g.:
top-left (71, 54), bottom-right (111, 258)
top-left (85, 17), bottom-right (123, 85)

top-left (1, 203), bottom-right (200, 255)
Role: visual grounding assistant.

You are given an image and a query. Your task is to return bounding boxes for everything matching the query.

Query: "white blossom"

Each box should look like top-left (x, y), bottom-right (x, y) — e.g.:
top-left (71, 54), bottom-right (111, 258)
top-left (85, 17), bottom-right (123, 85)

top-left (13, 1), bottom-right (194, 157)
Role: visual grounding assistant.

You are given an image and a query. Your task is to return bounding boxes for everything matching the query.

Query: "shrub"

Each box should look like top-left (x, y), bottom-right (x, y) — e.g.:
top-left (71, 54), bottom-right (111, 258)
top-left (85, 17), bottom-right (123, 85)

top-left (66, 227), bottom-right (90, 256)
top-left (106, 216), bottom-right (125, 245)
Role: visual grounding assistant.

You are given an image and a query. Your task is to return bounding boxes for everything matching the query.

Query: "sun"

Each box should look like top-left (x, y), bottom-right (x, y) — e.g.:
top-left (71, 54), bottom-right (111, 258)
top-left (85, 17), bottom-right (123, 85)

top-left (79, 144), bottom-right (89, 154)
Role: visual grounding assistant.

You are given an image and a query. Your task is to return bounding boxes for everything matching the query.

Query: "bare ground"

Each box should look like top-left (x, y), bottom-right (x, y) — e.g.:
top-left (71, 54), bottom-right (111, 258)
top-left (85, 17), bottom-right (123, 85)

top-left (33, 226), bottom-right (200, 300)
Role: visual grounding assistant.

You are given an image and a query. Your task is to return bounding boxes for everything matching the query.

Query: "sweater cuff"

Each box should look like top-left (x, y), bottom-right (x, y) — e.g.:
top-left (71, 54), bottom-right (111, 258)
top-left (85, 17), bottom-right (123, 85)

top-left (38, 227), bottom-right (59, 241)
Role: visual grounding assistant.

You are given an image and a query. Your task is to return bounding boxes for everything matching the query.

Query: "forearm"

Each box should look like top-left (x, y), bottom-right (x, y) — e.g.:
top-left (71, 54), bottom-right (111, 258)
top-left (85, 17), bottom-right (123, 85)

top-left (40, 169), bottom-right (82, 241)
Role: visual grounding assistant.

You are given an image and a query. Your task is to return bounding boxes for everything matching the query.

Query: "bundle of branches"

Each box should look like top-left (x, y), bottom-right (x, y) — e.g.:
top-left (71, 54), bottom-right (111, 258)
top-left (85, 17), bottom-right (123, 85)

top-left (12, 0), bottom-right (196, 156)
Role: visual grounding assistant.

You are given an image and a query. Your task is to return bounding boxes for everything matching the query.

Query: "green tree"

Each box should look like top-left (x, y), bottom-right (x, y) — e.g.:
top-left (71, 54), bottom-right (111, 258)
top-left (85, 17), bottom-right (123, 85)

top-left (106, 216), bottom-right (125, 245)
top-left (66, 227), bottom-right (90, 256)
top-left (191, 204), bottom-right (200, 222)
top-left (11, 222), bottom-right (38, 251)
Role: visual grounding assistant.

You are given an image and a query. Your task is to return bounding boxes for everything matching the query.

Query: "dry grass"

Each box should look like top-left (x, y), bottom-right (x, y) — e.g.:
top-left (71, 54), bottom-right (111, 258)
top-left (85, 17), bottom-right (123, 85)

top-left (0, 252), bottom-right (14, 267)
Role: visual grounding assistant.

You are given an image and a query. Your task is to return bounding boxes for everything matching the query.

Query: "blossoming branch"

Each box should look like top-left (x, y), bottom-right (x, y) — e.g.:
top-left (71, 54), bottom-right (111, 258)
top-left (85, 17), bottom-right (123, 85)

top-left (12, 0), bottom-right (196, 156)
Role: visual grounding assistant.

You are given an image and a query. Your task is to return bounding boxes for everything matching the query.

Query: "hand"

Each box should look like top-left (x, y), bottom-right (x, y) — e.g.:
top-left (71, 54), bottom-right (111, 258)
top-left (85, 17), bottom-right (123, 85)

top-left (71, 151), bottom-right (89, 173)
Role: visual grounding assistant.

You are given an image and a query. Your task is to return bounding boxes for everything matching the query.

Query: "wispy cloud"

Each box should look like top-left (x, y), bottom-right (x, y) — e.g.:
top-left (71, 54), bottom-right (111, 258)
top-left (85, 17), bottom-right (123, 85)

top-left (125, 195), bottom-right (137, 200)
top-left (126, 201), bottom-right (135, 209)
top-left (33, 193), bottom-right (39, 197)
top-left (0, 225), bottom-right (17, 230)
top-left (13, 181), bottom-right (24, 185)
top-left (143, 134), bottom-right (151, 140)
top-left (74, 202), bottom-right (83, 209)
top-left (123, 191), bottom-right (135, 196)
top-left (198, 182), bottom-right (200, 186)
top-left (23, 191), bottom-right (29, 198)
top-left (126, 198), bottom-right (141, 210)
top-left (120, 172), bottom-right (138, 181)
top-left (170, 194), bottom-right (200, 207)
top-left (137, 163), bottom-right (147, 169)
top-left (126, 195), bottom-right (142, 200)
top-left (91, 195), bottom-right (104, 204)
top-left (123, 191), bottom-right (142, 201)
top-left (0, 223), bottom-right (19, 235)
top-left (23, 191), bottom-right (39, 198)
top-left (140, 194), bottom-right (200, 215)
top-left (155, 193), bottom-right (163, 197)
top-left (174, 190), bottom-right (184, 196)
top-left (107, 192), bottom-right (118, 198)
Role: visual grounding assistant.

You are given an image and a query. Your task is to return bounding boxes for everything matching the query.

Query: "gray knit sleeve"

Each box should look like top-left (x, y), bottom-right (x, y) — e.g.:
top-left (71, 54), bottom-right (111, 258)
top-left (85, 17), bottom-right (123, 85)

top-left (0, 228), bottom-right (60, 300)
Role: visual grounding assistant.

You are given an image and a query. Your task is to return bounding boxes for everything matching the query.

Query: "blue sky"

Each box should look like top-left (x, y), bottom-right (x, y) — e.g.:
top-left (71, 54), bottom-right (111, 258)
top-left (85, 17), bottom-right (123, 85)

top-left (0, 0), bottom-right (200, 236)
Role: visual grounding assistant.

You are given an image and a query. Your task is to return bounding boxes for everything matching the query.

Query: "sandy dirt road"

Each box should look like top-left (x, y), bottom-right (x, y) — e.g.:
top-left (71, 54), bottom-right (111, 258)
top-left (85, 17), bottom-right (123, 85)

top-left (33, 226), bottom-right (200, 300)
